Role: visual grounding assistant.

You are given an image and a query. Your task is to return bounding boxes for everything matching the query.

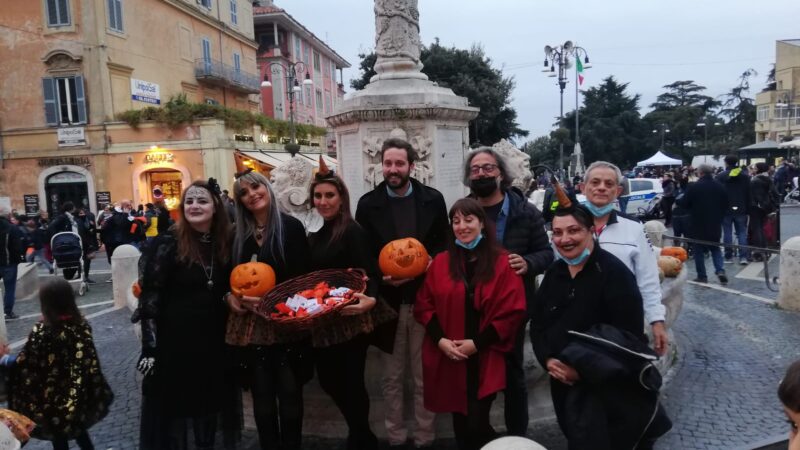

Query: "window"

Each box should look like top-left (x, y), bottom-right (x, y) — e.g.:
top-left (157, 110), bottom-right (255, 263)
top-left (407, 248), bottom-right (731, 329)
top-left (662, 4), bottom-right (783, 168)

top-left (313, 52), bottom-right (321, 71)
top-left (756, 105), bottom-right (770, 122)
top-left (315, 89), bottom-right (323, 114)
top-left (294, 36), bottom-right (301, 63)
top-left (303, 44), bottom-right (310, 67)
top-left (775, 105), bottom-right (790, 119)
top-left (258, 32), bottom-right (275, 49)
top-left (202, 38), bottom-right (212, 63)
top-left (229, 0), bottom-right (237, 25)
top-left (629, 180), bottom-right (652, 193)
top-left (107, 0), bottom-right (124, 32)
top-left (233, 53), bottom-right (241, 72)
top-left (199, 0), bottom-right (211, 9)
top-left (330, 61), bottom-right (337, 82)
top-left (42, 76), bottom-right (87, 126)
top-left (305, 86), bottom-right (312, 107)
top-left (324, 93), bottom-right (331, 114)
top-left (45, 0), bottom-right (71, 27)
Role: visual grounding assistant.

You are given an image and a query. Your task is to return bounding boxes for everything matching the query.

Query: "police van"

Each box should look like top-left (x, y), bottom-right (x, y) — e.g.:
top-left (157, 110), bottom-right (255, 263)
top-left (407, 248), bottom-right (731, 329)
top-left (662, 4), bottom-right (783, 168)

top-left (576, 178), bottom-right (663, 217)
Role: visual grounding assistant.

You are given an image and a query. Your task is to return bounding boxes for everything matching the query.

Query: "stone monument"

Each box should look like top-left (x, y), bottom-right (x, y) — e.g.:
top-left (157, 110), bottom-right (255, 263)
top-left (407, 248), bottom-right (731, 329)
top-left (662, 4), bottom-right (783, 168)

top-left (492, 139), bottom-right (534, 193)
top-left (270, 156), bottom-right (323, 233)
top-left (327, 0), bottom-right (479, 208)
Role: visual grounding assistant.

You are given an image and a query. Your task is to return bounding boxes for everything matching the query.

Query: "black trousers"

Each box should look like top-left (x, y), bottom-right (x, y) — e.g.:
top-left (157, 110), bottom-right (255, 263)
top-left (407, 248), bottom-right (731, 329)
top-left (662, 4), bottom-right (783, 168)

top-left (503, 319), bottom-right (529, 436)
top-left (249, 347), bottom-right (305, 450)
top-left (139, 395), bottom-right (220, 450)
top-left (452, 393), bottom-right (497, 450)
top-left (661, 197), bottom-right (675, 226)
top-left (52, 430), bottom-right (94, 450)
top-left (315, 335), bottom-right (377, 450)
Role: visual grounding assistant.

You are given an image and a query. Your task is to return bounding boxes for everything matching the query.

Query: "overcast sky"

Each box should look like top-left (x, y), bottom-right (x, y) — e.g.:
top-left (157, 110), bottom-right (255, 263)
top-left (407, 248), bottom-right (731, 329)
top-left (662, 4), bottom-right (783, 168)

top-left (280, 0), bottom-right (799, 142)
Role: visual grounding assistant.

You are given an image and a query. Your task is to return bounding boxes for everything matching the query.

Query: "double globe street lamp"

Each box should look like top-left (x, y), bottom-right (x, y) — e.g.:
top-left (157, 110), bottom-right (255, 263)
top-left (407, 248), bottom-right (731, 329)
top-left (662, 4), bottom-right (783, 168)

top-left (261, 61), bottom-right (313, 156)
top-left (543, 41), bottom-right (591, 178)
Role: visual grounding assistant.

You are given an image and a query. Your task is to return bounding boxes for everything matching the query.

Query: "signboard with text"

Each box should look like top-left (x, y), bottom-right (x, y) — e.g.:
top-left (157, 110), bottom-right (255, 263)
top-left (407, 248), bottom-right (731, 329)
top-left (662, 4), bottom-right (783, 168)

top-left (57, 127), bottom-right (86, 147)
top-left (23, 195), bottom-right (40, 215)
top-left (131, 78), bottom-right (161, 104)
top-left (96, 192), bottom-right (111, 211)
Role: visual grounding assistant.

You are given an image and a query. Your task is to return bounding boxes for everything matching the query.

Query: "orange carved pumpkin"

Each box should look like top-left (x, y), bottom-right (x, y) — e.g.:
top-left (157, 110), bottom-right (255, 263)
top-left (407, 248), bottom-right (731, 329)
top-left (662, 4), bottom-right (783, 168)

top-left (660, 246), bottom-right (688, 262)
top-left (379, 238), bottom-right (430, 279)
top-left (132, 281), bottom-right (142, 298)
top-left (657, 255), bottom-right (683, 278)
top-left (230, 262), bottom-right (276, 298)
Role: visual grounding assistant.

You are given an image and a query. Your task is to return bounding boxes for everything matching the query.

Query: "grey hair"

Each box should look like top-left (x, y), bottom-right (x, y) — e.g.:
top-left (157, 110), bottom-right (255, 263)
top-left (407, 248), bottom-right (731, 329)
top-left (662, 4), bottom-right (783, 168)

top-left (232, 171), bottom-right (285, 264)
top-left (697, 164), bottom-right (715, 176)
top-left (584, 161), bottom-right (623, 185)
top-left (462, 147), bottom-right (512, 191)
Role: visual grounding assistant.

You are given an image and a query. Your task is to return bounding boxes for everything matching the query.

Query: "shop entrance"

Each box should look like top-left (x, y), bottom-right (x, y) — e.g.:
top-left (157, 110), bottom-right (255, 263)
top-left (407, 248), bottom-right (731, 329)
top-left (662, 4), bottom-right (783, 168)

top-left (144, 169), bottom-right (183, 221)
top-left (45, 171), bottom-right (90, 217)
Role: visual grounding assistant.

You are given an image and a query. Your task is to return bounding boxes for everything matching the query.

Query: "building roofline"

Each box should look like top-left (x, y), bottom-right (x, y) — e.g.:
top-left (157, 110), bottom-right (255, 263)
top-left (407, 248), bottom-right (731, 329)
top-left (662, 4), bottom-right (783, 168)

top-left (253, 7), bottom-right (351, 68)
top-left (778, 39), bottom-right (800, 47)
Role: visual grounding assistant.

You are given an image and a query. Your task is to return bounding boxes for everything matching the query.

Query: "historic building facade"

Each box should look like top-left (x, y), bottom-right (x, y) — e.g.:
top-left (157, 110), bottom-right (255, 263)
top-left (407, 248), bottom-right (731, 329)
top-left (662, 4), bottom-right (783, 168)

top-left (755, 39), bottom-right (800, 143)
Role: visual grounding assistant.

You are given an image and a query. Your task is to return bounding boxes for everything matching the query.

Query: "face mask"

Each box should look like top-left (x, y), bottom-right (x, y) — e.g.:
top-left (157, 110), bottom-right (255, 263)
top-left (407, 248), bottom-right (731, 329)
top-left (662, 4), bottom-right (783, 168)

top-left (470, 177), bottom-right (499, 198)
top-left (455, 233), bottom-right (483, 250)
top-left (551, 242), bottom-right (591, 266)
top-left (583, 201), bottom-right (615, 217)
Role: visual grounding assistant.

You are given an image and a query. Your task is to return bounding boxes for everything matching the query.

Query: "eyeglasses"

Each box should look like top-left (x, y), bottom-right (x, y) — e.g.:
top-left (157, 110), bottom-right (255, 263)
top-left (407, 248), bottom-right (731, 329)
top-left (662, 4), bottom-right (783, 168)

top-left (469, 163), bottom-right (498, 175)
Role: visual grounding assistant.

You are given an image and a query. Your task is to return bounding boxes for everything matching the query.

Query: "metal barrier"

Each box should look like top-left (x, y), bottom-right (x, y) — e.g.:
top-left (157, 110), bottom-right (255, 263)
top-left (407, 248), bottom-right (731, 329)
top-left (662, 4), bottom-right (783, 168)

top-left (662, 235), bottom-right (781, 292)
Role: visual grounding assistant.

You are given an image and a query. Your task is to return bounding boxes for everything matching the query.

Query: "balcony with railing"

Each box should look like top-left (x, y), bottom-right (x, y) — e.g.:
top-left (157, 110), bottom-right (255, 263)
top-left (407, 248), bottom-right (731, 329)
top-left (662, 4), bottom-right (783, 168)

top-left (194, 58), bottom-right (261, 94)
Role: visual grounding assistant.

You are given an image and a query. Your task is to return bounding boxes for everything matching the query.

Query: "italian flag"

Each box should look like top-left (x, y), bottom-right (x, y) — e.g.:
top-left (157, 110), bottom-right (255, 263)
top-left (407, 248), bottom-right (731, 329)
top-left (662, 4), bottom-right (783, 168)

top-left (576, 56), bottom-right (585, 85)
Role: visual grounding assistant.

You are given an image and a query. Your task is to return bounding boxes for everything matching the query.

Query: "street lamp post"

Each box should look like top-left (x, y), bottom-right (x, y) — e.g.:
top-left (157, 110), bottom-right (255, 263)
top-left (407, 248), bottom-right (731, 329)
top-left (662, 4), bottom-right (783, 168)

top-left (261, 61), bottom-right (313, 157)
top-left (696, 119), bottom-right (724, 154)
top-left (543, 41), bottom-right (591, 178)
top-left (652, 124), bottom-right (670, 150)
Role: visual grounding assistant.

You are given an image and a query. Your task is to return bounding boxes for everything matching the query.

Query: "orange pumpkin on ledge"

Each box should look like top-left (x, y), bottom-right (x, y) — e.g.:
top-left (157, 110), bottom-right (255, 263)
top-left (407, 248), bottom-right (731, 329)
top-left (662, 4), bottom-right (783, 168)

top-left (379, 238), bottom-right (430, 279)
top-left (661, 246), bottom-right (688, 262)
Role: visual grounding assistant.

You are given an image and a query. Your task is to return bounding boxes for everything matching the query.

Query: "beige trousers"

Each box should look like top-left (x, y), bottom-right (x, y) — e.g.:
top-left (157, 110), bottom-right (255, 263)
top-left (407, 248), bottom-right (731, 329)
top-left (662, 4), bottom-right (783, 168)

top-left (381, 304), bottom-right (436, 446)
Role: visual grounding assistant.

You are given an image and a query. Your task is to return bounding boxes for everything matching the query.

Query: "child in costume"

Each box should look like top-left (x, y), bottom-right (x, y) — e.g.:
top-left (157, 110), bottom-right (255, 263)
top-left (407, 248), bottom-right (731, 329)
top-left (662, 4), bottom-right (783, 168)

top-left (1, 278), bottom-right (113, 450)
top-left (779, 360), bottom-right (800, 450)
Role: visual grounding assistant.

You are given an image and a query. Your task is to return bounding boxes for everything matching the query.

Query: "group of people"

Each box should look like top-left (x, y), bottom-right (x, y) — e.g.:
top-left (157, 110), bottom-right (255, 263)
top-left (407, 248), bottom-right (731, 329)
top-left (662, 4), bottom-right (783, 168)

top-left (659, 155), bottom-right (782, 285)
top-left (0, 138), bottom-right (680, 450)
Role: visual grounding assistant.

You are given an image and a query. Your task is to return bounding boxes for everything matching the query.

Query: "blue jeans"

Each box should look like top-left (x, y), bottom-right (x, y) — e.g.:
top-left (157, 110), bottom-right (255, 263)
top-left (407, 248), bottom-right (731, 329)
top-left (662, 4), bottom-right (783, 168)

top-left (618, 196), bottom-right (629, 215)
top-left (693, 244), bottom-right (724, 280)
top-left (0, 265), bottom-right (18, 314)
top-left (722, 214), bottom-right (749, 259)
top-left (26, 248), bottom-right (53, 271)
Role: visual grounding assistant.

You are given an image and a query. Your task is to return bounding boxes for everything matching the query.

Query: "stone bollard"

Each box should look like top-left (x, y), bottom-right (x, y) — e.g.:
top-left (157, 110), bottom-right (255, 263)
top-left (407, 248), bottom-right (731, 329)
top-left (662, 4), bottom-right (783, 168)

top-left (111, 244), bottom-right (141, 310)
top-left (778, 236), bottom-right (800, 312)
top-left (644, 220), bottom-right (667, 248)
top-left (482, 436), bottom-right (547, 450)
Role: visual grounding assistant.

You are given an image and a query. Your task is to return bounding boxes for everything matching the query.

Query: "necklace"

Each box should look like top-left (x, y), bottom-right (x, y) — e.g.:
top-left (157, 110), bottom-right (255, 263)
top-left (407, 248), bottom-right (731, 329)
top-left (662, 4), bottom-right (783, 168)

top-left (255, 224), bottom-right (266, 241)
top-left (200, 245), bottom-right (214, 290)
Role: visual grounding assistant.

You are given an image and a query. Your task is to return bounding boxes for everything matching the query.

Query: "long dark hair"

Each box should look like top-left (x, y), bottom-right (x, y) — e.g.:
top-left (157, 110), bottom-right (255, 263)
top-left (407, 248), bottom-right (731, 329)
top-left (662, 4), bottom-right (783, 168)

top-left (232, 171), bottom-right (285, 264)
top-left (779, 360), bottom-right (800, 412)
top-left (175, 180), bottom-right (231, 266)
top-left (446, 198), bottom-right (500, 283)
top-left (309, 174), bottom-right (353, 244)
top-left (40, 278), bottom-right (83, 326)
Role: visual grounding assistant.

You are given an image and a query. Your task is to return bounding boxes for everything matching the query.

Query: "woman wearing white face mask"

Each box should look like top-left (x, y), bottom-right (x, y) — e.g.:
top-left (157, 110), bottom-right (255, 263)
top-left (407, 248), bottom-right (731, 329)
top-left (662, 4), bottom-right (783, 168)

top-left (531, 185), bottom-right (670, 449)
top-left (414, 198), bottom-right (526, 450)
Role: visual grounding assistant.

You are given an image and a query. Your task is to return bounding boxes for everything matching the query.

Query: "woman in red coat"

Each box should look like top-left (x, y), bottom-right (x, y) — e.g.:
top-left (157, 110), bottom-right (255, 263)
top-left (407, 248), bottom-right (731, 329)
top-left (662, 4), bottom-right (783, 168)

top-left (414, 198), bottom-right (526, 450)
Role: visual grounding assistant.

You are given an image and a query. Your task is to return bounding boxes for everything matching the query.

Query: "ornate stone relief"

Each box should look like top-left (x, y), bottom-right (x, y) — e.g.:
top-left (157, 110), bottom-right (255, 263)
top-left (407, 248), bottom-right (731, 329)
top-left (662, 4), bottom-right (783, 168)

top-left (374, 0), bottom-right (421, 61)
top-left (270, 156), bottom-right (323, 233)
top-left (491, 139), bottom-right (534, 193)
top-left (361, 127), bottom-right (433, 187)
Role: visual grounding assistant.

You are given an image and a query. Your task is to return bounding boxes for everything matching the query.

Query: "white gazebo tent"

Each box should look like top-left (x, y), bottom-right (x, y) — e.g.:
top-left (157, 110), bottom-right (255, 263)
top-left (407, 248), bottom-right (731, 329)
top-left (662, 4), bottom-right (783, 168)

top-left (778, 138), bottom-right (800, 149)
top-left (637, 150), bottom-right (682, 167)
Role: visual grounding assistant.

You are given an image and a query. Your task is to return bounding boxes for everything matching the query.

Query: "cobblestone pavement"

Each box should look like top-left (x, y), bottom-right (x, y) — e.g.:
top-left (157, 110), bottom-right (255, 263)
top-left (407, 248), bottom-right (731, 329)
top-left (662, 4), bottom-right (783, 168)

top-left (7, 210), bottom-right (800, 450)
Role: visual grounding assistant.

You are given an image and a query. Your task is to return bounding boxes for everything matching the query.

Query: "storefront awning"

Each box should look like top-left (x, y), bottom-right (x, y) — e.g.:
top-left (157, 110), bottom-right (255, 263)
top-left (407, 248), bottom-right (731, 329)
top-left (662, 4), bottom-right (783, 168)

top-left (236, 150), bottom-right (338, 173)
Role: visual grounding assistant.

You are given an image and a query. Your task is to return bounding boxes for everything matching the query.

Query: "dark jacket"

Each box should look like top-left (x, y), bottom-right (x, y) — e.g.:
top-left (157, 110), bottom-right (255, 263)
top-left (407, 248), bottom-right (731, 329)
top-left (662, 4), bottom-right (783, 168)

top-left (661, 179), bottom-right (676, 198)
top-left (676, 175), bottom-right (728, 242)
top-left (715, 167), bottom-right (750, 216)
top-left (48, 212), bottom-right (90, 250)
top-left (557, 324), bottom-right (672, 449)
top-left (101, 210), bottom-right (135, 246)
top-left (750, 173), bottom-right (781, 214)
top-left (0, 217), bottom-right (25, 266)
top-left (495, 188), bottom-right (553, 311)
top-left (355, 178), bottom-right (449, 351)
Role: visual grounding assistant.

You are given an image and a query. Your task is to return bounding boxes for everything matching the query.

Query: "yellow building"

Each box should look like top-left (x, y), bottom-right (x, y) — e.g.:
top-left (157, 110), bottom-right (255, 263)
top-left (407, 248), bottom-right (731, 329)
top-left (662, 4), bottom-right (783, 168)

top-left (0, 0), bottom-right (262, 215)
top-left (755, 39), bottom-right (800, 143)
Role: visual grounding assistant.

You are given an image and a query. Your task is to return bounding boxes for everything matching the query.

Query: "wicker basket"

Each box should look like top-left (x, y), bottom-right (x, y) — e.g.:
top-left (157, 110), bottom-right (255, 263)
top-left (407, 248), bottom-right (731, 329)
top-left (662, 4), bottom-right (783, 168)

top-left (251, 268), bottom-right (368, 333)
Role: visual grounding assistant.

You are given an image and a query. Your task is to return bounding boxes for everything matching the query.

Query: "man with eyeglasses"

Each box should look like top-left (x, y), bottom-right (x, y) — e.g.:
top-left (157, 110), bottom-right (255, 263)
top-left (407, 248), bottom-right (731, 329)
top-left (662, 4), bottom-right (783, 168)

top-left (463, 148), bottom-right (553, 436)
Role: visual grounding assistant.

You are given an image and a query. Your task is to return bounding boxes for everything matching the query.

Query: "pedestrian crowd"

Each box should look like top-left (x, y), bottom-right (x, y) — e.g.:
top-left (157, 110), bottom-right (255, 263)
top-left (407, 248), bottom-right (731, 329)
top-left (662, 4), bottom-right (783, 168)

top-left (5, 139), bottom-right (798, 450)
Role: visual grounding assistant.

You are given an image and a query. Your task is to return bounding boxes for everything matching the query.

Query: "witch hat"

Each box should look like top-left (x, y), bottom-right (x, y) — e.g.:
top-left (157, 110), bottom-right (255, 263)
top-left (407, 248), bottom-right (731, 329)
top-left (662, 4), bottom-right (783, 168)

top-left (550, 175), bottom-right (573, 209)
top-left (318, 155), bottom-right (331, 177)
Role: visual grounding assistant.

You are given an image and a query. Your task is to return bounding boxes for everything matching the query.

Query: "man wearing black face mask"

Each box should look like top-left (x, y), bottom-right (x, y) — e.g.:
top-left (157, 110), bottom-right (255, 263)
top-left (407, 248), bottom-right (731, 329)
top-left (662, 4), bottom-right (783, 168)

top-left (464, 148), bottom-right (553, 436)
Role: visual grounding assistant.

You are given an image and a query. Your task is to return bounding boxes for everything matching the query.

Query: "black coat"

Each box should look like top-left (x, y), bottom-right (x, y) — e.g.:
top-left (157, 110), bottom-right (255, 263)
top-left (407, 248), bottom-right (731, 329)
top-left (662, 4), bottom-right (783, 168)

top-left (0, 217), bottom-right (25, 266)
top-left (101, 210), bottom-right (135, 246)
top-left (494, 188), bottom-right (553, 310)
top-left (715, 167), bottom-right (750, 216)
top-left (355, 178), bottom-right (449, 351)
top-left (750, 173), bottom-right (781, 213)
top-left (676, 175), bottom-right (728, 242)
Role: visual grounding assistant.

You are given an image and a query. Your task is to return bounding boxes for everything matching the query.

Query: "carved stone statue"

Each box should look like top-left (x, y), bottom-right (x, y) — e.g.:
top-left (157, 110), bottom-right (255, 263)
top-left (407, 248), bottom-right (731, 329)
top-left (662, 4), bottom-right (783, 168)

top-left (492, 139), bottom-right (533, 193)
top-left (372, 0), bottom-right (427, 81)
top-left (270, 156), bottom-right (323, 233)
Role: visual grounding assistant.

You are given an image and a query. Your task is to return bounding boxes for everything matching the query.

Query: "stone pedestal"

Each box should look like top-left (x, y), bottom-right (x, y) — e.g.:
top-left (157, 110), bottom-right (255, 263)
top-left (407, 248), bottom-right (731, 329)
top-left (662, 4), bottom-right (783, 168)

top-left (778, 236), bottom-right (800, 311)
top-left (327, 0), bottom-right (478, 208)
top-left (111, 244), bottom-right (141, 310)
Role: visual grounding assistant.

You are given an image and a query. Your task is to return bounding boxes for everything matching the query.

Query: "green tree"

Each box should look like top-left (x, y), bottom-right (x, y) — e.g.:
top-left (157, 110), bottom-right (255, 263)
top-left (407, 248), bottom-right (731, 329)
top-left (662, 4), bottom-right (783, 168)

top-left (560, 76), bottom-right (654, 168)
top-left (718, 69), bottom-right (757, 150)
top-left (644, 80), bottom-right (720, 160)
top-left (521, 135), bottom-right (559, 169)
top-left (349, 40), bottom-right (528, 144)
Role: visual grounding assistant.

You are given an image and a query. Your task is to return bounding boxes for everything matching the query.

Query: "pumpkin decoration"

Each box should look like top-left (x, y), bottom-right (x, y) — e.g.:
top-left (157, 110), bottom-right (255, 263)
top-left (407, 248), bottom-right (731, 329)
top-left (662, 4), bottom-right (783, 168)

top-left (379, 238), bottom-right (430, 279)
top-left (230, 262), bottom-right (276, 298)
top-left (661, 246), bottom-right (688, 262)
top-left (132, 281), bottom-right (142, 298)
top-left (657, 255), bottom-right (683, 278)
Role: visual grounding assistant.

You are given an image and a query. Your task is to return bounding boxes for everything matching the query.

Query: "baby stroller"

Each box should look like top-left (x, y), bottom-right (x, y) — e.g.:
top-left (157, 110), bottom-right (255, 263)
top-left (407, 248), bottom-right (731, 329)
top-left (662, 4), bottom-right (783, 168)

top-left (638, 193), bottom-right (664, 221)
top-left (50, 231), bottom-right (88, 296)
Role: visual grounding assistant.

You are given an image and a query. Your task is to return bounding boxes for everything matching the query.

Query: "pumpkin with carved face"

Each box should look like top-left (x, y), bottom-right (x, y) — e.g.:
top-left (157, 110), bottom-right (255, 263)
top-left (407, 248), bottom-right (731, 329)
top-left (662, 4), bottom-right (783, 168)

top-left (379, 238), bottom-right (430, 280)
top-left (230, 262), bottom-right (276, 298)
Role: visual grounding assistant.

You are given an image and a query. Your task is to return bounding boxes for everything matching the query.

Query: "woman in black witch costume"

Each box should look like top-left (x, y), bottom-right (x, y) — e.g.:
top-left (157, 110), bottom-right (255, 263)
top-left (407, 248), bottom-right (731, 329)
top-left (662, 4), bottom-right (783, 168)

top-left (132, 179), bottom-right (234, 449)
top-left (306, 158), bottom-right (396, 449)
